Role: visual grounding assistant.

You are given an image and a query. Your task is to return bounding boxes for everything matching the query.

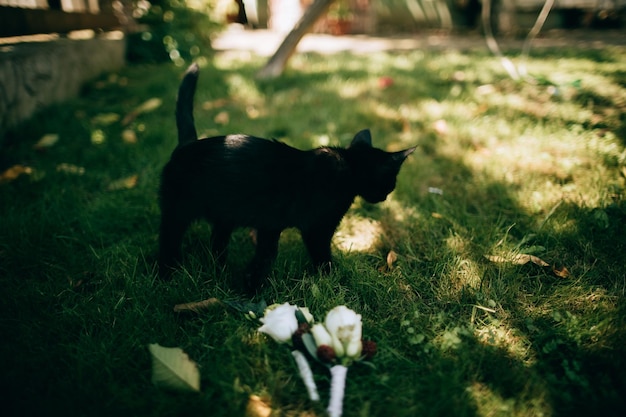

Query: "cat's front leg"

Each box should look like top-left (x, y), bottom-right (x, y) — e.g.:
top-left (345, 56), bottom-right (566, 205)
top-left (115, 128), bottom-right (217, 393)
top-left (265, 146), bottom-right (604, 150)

top-left (301, 227), bottom-right (335, 274)
top-left (243, 228), bottom-right (281, 294)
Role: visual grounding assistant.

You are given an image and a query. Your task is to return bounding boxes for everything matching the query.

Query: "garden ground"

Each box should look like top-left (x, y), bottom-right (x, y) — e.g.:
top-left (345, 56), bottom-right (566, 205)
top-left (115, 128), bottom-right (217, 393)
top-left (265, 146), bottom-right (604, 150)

top-left (1, 27), bottom-right (625, 417)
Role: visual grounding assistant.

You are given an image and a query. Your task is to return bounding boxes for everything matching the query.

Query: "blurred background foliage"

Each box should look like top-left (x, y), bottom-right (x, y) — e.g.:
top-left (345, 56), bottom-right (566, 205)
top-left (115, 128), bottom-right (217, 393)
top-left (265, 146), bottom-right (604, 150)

top-left (126, 0), bottom-right (223, 64)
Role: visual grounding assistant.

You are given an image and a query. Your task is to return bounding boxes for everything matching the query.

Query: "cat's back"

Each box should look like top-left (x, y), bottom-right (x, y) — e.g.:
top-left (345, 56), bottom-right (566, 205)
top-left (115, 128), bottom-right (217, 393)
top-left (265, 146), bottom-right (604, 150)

top-left (164, 134), bottom-right (309, 185)
top-left (171, 134), bottom-right (298, 161)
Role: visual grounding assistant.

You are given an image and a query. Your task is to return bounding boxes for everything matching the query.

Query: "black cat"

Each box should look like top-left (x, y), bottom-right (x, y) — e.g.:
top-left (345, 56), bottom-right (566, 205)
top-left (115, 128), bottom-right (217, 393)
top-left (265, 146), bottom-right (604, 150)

top-left (159, 63), bottom-right (415, 292)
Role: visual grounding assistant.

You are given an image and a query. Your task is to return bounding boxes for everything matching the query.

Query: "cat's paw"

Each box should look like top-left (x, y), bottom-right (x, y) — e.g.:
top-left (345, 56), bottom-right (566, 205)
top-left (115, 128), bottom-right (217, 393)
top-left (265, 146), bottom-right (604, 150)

top-left (158, 263), bottom-right (176, 281)
top-left (317, 261), bottom-right (333, 275)
top-left (240, 271), bottom-right (264, 297)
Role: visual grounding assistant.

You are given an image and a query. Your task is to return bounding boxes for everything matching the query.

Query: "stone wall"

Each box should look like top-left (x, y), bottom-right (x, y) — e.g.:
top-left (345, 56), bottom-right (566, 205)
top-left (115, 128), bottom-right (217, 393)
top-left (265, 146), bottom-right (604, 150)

top-left (0, 32), bottom-right (125, 144)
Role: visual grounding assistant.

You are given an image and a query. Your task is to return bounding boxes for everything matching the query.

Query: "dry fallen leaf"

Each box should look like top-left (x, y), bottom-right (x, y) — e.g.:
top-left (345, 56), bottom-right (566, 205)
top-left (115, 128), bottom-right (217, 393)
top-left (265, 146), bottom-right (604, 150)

top-left (0, 164), bottom-right (33, 184)
top-left (122, 98), bottom-right (162, 125)
top-left (173, 298), bottom-right (222, 314)
top-left (485, 254), bottom-right (549, 267)
top-left (246, 106), bottom-right (260, 119)
top-left (33, 133), bottom-right (59, 150)
top-left (379, 250), bottom-right (399, 273)
top-left (214, 111), bottom-right (230, 125)
top-left (91, 112), bottom-right (120, 126)
top-left (553, 265), bottom-right (570, 278)
top-left (136, 97), bottom-right (163, 113)
top-left (202, 98), bottom-right (228, 110)
top-left (56, 163), bottom-right (85, 175)
top-left (387, 250), bottom-right (398, 269)
top-left (107, 174), bottom-right (138, 191)
top-left (246, 395), bottom-right (271, 417)
top-left (515, 254), bottom-right (549, 267)
top-left (122, 129), bottom-right (137, 144)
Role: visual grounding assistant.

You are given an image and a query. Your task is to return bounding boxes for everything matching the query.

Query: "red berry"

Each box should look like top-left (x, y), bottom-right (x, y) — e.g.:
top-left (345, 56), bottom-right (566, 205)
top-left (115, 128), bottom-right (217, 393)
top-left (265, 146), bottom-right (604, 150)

top-left (362, 340), bottom-right (377, 360)
top-left (316, 345), bottom-right (336, 363)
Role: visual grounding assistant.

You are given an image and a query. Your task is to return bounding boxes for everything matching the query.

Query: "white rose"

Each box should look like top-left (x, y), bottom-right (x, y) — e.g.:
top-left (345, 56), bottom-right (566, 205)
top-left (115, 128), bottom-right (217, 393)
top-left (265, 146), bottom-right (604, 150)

top-left (258, 303), bottom-right (298, 343)
top-left (324, 306), bottom-right (363, 360)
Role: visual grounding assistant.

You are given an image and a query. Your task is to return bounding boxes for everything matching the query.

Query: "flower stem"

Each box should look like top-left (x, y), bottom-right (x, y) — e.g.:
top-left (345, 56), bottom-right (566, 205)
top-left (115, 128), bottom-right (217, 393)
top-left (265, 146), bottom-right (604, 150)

top-left (291, 350), bottom-right (320, 401)
top-left (327, 364), bottom-right (348, 417)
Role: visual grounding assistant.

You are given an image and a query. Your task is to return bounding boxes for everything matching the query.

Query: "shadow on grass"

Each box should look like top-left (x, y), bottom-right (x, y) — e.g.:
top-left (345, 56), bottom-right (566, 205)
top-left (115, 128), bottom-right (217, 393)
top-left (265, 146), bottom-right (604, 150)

top-left (1, 46), bottom-right (625, 416)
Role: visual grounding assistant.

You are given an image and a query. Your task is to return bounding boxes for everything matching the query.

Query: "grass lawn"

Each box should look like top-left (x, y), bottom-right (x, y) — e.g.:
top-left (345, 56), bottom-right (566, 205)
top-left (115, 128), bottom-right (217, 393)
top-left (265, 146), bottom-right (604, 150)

top-left (1, 40), bottom-right (625, 417)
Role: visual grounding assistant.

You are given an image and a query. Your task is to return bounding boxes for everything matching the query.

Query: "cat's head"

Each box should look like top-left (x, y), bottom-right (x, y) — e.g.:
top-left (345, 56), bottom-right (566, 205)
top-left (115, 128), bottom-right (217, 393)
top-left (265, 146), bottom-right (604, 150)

top-left (346, 129), bottom-right (416, 203)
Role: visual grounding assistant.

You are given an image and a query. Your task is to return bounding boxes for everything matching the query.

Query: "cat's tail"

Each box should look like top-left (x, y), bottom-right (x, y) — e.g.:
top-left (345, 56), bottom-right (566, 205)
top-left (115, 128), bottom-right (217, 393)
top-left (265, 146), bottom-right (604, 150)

top-left (176, 63), bottom-right (199, 146)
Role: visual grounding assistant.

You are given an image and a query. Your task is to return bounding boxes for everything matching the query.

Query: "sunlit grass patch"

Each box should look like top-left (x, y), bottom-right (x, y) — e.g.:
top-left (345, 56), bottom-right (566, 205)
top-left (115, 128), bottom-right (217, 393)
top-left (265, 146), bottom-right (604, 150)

top-left (1, 42), bottom-right (625, 417)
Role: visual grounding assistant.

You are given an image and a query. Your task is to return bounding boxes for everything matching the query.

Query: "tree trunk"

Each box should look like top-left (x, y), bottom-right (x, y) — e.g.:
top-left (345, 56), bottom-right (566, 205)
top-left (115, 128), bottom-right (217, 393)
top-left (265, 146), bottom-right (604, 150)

top-left (255, 0), bottom-right (336, 80)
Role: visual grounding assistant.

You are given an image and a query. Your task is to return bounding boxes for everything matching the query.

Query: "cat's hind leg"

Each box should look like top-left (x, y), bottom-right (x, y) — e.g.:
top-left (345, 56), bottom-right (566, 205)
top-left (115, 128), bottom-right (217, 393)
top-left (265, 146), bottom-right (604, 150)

top-left (244, 228), bottom-right (281, 294)
top-left (209, 222), bottom-right (233, 270)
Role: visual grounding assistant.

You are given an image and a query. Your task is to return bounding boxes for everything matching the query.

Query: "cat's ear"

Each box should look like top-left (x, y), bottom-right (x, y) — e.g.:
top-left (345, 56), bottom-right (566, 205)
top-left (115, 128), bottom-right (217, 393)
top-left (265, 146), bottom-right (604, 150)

top-left (349, 129), bottom-right (372, 148)
top-left (392, 146), bottom-right (417, 162)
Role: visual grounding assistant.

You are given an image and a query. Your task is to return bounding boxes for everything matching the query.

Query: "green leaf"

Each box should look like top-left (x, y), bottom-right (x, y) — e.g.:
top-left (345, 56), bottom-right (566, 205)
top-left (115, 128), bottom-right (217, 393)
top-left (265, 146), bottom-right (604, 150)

top-left (358, 359), bottom-right (377, 370)
top-left (148, 343), bottom-right (200, 392)
top-left (295, 309), bottom-right (307, 324)
top-left (301, 333), bottom-right (319, 360)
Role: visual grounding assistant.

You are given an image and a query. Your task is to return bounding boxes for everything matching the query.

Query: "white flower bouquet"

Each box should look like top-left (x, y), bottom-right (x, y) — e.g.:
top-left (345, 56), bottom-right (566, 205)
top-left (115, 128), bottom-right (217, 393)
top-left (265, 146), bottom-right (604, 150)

top-left (255, 303), bottom-right (377, 417)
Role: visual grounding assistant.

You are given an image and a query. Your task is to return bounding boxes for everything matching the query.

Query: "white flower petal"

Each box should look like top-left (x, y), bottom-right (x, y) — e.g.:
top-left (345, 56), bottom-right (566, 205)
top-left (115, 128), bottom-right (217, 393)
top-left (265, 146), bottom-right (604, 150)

top-left (258, 303), bottom-right (299, 343)
top-left (310, 323), bottom-right (333, 347)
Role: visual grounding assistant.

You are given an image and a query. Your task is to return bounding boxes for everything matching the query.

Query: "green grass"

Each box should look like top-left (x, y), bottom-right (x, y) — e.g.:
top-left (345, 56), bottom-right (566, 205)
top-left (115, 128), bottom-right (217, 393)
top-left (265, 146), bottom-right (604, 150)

top-left (1, 43), bottom-right (625, 417)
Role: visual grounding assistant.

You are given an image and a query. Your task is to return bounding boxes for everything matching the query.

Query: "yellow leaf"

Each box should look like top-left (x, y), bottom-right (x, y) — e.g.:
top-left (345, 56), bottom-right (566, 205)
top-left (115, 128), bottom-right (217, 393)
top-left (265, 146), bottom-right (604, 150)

top-left (485, 254), bottom-right (549, 267)
top-left (509, 254), bottom-right (548, 266)
top-left (33, 133), bottom-right (59, 150)
top-left (246, 395), bottom-right (271, 417)
top-left (202, 98), bottom-right (228, 110)
top-left (107, 174), bottom-right (138, 191)
top-left (553, 265), bottom-right (570, 278)
top-left (379, 250), bottom-right (399, 273)
top-left (386, 250), bottom-right (398, 269)
top-left (136, 97), bottom-right (163, 113)
top-left (122, 98), bottom-right (162, 125)
top-left (91, 113), bottom-right (120, 126)
top-left (485, 255), bottom-right (506, 263)
top-left (122, 129), bottom-right (137, 144)
top-left (56, 163), bottom-right (85, 175)
top-left (0, 164), bottom-right (33, 184)
top-left (214, 111), bottom-right (230, 125)
top-left (91, 129), bottom-right (106, 145)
